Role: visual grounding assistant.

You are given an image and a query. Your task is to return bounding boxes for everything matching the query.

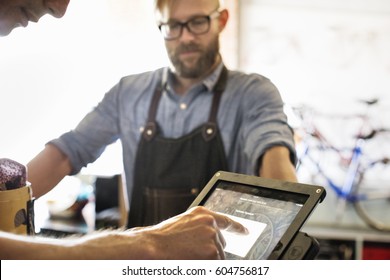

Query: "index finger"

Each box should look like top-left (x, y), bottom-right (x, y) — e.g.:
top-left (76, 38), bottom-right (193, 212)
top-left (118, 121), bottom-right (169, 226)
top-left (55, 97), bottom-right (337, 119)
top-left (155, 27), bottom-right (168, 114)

top-left (212, 212), bottom-right (249, 234)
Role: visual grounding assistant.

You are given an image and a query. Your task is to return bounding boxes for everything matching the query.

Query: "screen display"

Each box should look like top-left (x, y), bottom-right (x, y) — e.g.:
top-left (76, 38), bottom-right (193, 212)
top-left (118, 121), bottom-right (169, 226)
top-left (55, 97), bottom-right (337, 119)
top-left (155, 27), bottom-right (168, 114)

top-left (202, 180), bottom-right (309, 259)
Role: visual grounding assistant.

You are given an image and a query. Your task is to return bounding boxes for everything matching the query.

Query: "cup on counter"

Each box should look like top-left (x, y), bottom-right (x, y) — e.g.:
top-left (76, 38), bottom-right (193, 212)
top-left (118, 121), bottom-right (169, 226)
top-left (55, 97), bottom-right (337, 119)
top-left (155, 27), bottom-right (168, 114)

top-left (0, 184), bottom-right (35, 235)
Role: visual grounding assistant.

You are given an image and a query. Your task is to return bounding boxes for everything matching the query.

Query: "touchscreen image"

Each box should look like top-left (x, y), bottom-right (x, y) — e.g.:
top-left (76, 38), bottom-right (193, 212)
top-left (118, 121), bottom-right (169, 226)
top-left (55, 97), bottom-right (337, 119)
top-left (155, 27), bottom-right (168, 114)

top-left (203, 181), bottom-right (309, 260)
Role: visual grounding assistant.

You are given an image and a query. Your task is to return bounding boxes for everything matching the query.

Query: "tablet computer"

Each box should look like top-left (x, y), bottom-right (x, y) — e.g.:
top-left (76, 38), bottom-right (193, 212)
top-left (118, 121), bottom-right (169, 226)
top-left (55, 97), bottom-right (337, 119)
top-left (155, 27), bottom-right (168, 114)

top-left (189, 171), bottom-right (326, 260)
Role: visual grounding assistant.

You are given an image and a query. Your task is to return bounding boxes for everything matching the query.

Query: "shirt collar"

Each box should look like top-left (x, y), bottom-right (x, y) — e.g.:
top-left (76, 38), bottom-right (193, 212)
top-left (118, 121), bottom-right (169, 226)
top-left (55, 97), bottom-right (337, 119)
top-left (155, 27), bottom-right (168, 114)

top-left (203, 62), bottom-right (224, 92)
top-left (164, 62), bottom-right (225, 93)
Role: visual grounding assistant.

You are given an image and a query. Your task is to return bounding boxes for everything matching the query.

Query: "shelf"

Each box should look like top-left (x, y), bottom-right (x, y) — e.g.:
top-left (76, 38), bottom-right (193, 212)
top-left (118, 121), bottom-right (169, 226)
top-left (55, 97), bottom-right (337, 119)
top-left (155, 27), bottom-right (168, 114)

top-left (303, 224), bottom-right (390, 259)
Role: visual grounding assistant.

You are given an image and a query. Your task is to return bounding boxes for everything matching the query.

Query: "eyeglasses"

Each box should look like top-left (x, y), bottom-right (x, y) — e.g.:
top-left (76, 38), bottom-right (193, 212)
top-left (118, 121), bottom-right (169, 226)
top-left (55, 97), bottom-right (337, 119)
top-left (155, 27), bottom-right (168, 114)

top-left (158, 9), bottom-right (221, 40)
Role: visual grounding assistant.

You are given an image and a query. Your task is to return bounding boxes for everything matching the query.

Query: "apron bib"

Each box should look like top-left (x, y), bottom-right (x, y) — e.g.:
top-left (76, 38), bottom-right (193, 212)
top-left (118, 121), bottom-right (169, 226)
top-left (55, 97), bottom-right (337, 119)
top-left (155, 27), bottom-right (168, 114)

top-left (128, 67), bottom-right (228, 227)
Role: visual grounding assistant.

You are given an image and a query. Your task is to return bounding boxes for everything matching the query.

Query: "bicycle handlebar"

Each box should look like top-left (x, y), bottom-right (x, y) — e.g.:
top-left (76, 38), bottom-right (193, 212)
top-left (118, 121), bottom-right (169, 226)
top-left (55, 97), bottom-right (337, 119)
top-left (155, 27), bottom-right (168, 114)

top-left (357, 128), bottom-right (390, 140)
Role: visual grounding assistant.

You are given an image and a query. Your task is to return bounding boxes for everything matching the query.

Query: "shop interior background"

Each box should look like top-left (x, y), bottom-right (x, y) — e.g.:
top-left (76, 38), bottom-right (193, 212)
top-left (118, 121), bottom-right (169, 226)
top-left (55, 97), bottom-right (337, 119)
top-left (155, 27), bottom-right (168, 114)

top-left (1, 0), bottom-right (390, 241)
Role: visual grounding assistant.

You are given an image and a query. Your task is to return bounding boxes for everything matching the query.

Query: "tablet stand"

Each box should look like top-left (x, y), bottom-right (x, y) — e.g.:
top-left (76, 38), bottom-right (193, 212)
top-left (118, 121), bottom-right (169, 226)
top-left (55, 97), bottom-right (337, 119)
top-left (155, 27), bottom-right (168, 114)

top-left (280, 231), bottom-right (320, 260)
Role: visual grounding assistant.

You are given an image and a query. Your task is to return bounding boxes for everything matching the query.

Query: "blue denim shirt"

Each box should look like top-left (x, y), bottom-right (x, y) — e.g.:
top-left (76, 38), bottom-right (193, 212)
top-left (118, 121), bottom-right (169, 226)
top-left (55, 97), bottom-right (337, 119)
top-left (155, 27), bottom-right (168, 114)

top-left (50, 63), bottom-right (296, 202)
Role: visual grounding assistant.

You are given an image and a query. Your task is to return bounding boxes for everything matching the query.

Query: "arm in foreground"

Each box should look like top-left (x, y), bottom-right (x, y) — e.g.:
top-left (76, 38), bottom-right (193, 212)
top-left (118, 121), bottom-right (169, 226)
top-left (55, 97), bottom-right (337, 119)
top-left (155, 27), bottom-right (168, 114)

top-left (0, 206), bottom-right (247, 260)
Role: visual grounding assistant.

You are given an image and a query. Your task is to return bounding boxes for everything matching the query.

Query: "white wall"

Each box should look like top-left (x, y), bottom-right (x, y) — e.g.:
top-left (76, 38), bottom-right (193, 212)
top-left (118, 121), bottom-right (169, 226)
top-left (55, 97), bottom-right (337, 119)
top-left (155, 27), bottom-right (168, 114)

top-left (238, 0), bottom-right (390, 160)
top-left (239, 0), bottom-right (390, 115)
top-left (0, 0), bottom-right (168, 175)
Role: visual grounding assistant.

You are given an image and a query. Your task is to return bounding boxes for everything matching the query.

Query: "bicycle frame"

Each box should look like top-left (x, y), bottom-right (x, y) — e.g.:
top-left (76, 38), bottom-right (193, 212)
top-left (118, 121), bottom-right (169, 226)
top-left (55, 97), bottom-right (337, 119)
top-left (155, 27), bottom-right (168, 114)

top-left (298, 136), bottom-right (367, 202)
top-left (293, 100), bottom-right (390, 231)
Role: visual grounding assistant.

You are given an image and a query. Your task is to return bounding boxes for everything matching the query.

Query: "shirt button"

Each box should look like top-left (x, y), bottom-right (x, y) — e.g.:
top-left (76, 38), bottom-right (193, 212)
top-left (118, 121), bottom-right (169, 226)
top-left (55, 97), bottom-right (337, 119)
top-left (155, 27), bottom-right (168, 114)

top-left (180, 103), bottom-right (187, 110)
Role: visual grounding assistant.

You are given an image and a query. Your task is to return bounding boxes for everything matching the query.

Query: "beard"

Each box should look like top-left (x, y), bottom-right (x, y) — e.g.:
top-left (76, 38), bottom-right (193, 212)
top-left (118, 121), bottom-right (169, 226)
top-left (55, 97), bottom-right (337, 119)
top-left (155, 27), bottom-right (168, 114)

top-left (167, 37), bottom-right (220, 79)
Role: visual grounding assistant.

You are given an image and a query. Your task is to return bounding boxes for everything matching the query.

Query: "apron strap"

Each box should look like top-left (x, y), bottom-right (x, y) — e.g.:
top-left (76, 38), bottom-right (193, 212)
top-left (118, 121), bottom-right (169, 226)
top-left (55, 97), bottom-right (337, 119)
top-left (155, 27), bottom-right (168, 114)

top-left (203, 66), bottom-right (228, 141)
top-left (209, 66), bottom-right (228, 123)
top-left (142, 87), bottom-right (163, 141)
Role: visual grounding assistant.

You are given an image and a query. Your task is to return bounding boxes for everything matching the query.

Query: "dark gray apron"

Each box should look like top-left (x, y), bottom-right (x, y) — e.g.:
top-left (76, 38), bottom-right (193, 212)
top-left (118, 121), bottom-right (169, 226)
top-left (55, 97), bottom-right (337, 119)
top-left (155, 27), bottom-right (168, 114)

top-left (127, 67), bottom-right (229, 227)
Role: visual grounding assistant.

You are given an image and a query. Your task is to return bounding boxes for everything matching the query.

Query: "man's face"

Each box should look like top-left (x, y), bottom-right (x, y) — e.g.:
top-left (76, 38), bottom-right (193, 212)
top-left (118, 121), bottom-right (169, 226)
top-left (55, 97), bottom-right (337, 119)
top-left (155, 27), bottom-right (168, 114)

top-left (0, 0), bottom-right (70, 36)
top-left (158, 0), bottom-right (223, 79)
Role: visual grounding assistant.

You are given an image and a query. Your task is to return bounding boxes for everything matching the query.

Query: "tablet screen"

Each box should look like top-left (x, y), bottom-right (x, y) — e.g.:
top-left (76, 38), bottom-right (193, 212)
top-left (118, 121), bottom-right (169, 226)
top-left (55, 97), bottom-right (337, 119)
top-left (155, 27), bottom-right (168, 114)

top-left (202, 180), bottom-right (310, 260)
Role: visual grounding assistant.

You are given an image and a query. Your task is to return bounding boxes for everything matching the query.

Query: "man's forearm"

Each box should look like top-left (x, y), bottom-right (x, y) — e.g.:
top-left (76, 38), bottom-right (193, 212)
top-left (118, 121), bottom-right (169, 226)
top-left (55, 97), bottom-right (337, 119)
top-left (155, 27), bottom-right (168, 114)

top-left (27, 144), bottom-right (72, 198)
top-left (259, 146), bottom-right (297, 182)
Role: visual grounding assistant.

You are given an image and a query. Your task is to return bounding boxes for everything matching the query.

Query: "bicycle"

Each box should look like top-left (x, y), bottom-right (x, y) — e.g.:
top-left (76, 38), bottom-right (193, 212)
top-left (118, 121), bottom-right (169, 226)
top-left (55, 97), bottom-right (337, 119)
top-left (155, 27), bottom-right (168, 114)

top-left (289, 99), bottom-right (390, 232)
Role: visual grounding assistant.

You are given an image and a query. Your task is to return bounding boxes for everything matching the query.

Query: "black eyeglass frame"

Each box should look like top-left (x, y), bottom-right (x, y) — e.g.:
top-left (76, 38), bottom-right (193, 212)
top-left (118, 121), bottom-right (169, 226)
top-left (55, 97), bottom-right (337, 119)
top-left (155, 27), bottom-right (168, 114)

top-left (158, 9), bottom-right (221, 40)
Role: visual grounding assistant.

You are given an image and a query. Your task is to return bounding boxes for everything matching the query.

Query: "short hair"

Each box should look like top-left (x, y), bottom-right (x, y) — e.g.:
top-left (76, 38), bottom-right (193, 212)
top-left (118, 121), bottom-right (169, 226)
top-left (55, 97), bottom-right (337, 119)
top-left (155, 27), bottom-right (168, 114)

top-left (154, 0), bottom-right (223, 12)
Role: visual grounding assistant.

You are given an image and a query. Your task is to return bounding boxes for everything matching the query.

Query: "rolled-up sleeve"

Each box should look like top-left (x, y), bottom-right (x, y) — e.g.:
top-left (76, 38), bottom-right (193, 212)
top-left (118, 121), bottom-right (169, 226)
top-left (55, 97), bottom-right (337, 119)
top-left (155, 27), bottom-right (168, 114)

top-left (241, 74), bottom-right (296, 172)
top-left (48, 84), bottom-right (121, 175)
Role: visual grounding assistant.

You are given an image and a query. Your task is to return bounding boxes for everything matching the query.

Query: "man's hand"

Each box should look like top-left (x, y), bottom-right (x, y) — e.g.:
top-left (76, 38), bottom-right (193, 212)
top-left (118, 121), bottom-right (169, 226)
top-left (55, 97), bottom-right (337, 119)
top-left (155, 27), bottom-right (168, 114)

top-left (142, 206), bottom-right (248, 259)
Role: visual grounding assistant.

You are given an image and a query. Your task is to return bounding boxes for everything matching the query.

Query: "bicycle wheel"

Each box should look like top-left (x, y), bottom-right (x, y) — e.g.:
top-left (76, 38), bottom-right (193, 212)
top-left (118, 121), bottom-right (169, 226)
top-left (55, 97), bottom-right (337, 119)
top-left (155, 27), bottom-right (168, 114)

top-left (353, 169), bottom-right (390, 232)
